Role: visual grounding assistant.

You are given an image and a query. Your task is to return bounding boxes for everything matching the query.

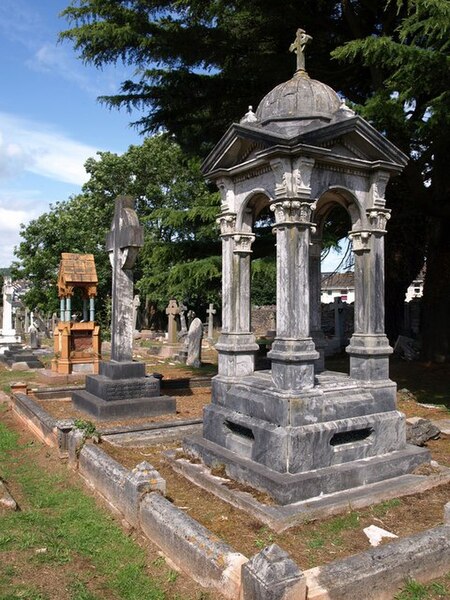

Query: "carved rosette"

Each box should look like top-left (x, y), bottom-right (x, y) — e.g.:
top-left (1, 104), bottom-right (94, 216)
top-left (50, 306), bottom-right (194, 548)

top-left (217, 213), bottom-right (237, 237)
top-left (270, 200), bottom-right (317, 230)
top-left (367, 208), bottom-right (391, 233)
top-left (233, 232), bottom-right (255, 254)
top-left (349, 230), bottom-right (372, 254)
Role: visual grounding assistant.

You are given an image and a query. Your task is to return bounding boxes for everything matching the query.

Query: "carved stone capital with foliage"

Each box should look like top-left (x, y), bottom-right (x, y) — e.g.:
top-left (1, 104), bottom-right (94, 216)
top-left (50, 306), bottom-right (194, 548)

top-left (233, 232), bottom-right (255, 254)
top-left (270, 199), bottom-right (317, 229)
top-left (367, 208), bottom-right (391, 232)
top-left (349, 229), bottom-right (372, 254)
top-left (217, 213), bottom-right (237, 237)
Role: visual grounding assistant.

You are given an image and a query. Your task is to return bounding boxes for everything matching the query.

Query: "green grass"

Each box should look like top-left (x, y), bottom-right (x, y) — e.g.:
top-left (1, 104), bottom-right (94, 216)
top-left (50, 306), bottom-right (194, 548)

top-left (0, 366), bottom-right (37, 393)
top-left (395, 578), bottom-right (450, 599)
top-left (0, 419), bottom-right (171, 600)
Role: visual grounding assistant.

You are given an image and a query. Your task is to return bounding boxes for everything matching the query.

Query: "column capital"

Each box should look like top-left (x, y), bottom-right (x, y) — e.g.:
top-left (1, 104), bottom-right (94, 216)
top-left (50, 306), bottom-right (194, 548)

top-left (233, 232), bottom-right (255, 254)
top-left (367, 208), bottom-right (391, 233)
top-left (217, 212), bottom-right (237, 237)
top-left (349, 229), bottom-right (372, 254)
top-left (270, 199), bottom-right (317, 230)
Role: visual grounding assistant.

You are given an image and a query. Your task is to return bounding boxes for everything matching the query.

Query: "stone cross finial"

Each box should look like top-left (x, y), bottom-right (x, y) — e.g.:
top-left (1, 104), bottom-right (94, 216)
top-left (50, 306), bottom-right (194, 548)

top-left (289, 28), bottom-right (312, 73)
top-left (107, 196), bottom-right (144, 362)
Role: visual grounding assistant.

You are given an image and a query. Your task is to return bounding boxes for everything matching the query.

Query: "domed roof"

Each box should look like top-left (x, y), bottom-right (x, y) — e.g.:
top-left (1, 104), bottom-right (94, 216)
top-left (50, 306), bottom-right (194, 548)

top-left (255, 70), bottom-right (341, 132)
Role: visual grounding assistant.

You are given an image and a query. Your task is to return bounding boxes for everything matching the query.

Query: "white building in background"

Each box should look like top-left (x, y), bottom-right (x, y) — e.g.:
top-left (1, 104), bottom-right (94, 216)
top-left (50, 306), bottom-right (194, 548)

top-left (405, 271), bottom-right (424, 302)
top-left (320, 272), bottom-right (355, 304)
top-left (321, 269), bottom-right (424, 304)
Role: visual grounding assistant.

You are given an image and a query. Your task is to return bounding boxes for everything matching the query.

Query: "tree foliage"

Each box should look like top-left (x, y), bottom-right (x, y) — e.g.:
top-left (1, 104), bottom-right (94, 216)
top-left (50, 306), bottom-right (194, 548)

top-left (58, 0), bottom-right (450, 359)
top-left (61, 0), bottom-right (386, 154)
top-left (332, 0), bottom-right (450, 360)
top-left (13, 135), bottom-right (220, 324)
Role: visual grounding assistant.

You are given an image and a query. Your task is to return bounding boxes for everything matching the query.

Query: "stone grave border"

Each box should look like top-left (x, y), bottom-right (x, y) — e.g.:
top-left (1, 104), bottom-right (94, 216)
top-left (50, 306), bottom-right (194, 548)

top-left (7, 388), bottom-right (450, 600)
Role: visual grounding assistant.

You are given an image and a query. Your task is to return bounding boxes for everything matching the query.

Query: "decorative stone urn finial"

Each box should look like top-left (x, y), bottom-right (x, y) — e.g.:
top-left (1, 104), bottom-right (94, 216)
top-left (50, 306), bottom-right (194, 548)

top-left (289, 28), bottom-right (312, 74)
top-left (240, 105), bottom-right (258, 124)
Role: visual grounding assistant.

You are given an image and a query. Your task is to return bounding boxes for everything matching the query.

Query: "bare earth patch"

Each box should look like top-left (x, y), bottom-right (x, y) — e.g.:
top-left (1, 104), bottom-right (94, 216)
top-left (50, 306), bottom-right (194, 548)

top-left (101, 433), bottom-right (450, 571)
top-left (34, 386), bottom-right (210, 428)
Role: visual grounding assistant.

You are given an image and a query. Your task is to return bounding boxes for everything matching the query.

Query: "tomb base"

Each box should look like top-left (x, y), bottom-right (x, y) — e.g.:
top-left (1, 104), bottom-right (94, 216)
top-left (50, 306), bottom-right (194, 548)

top-left (72, 360), bottom-right (176, 420)
top-left (184, 369), bottom-right (430, 504)
top-left (184, 435), bottom-right (430, 505)
top-left (0, 345), bottom-right (44, 369)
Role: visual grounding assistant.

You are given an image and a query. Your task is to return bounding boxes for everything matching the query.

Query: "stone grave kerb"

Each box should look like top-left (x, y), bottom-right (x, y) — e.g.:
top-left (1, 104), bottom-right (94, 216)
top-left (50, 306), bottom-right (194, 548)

top-left (106, 195), bottom-right (144, 364)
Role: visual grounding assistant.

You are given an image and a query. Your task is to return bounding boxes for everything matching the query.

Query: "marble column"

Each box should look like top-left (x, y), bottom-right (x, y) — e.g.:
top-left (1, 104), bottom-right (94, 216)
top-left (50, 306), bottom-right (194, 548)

top-left (59, 298), bottom-right (65, 322)
top-left (89, 297), bottom-right (95, 322)
top-left (309, 237), bottom-right (326, 372)
top-left (215, 212), bottom-right (258, 379)
top-left (347, 209), bottom-right (392, 381)
top-left (65, 296), bottom-right (72, 322)
top-left (268, 200), bottom-right (318, 390)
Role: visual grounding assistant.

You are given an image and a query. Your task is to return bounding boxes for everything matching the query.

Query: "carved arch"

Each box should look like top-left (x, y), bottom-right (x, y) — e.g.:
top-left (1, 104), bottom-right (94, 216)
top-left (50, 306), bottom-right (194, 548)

top-left (313, 186), bottom-right (365, 237)
top-left (236, 189), bottom-right (273, 231)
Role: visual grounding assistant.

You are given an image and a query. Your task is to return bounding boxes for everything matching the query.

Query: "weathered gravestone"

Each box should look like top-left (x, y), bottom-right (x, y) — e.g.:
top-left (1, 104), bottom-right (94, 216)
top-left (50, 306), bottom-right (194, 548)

top-left (0, 277), bottom-right (21, 345)
top-left (72, 196), bottom-right (176, 419)
top-left (178, 302), bottom-right (188, 337)
top-left (29, 324), bottom-right (39, 349)
top-left (132, 295), bottom-right (141, 332)
top-left (206, 303), bottom-right (216, 340)
top-left (186, 318), bottom-right (203, 368)
top-left (165, 299), bottom-right (179, 344)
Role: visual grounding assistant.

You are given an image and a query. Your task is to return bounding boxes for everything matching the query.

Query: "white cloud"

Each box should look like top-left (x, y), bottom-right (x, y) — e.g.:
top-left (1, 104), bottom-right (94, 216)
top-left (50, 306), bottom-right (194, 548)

top-left (26, 43), bottom-right (102, 96)
top-left (0, 112), bottom-right (99, 185)
top-left (0, 195), bottom-right (42, 267)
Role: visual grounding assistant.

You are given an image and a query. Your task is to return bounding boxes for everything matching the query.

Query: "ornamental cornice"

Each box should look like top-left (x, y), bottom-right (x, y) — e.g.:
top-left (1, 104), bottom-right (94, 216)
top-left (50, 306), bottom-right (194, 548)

top-left (316, 161), bottom-right (366, 177)
top-left (233, 164), bottom-right (272, 184)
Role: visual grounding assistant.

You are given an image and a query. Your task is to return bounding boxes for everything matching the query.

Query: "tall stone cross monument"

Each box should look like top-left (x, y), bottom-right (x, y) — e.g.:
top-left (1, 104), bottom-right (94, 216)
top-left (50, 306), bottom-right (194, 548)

top-left (107, 196), bottom-right (144, 363)
top-left (72, 195), bottom-right (176, 420)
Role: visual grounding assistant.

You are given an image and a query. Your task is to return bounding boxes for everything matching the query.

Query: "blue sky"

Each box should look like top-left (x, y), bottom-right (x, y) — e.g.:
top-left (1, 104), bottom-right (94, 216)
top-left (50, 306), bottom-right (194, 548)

top-left (0, 0), bottom-right (141, 267)
top-left (0, 0), bottom-right (345, 271)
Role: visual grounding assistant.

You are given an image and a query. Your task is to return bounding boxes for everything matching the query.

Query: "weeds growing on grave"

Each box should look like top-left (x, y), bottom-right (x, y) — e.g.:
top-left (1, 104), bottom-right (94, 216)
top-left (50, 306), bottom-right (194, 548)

top-left (73, 418), bottom-right (100, 442)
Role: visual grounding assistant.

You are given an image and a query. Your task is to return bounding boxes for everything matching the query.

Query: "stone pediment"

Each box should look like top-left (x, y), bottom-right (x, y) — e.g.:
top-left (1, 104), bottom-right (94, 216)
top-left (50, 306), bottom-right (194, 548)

top-left (299, 116), bottom-right (408, 168)
top-left (202, 123), bottom-right (286, 175)
top-left (202, 116), bottom-right (408, 178)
